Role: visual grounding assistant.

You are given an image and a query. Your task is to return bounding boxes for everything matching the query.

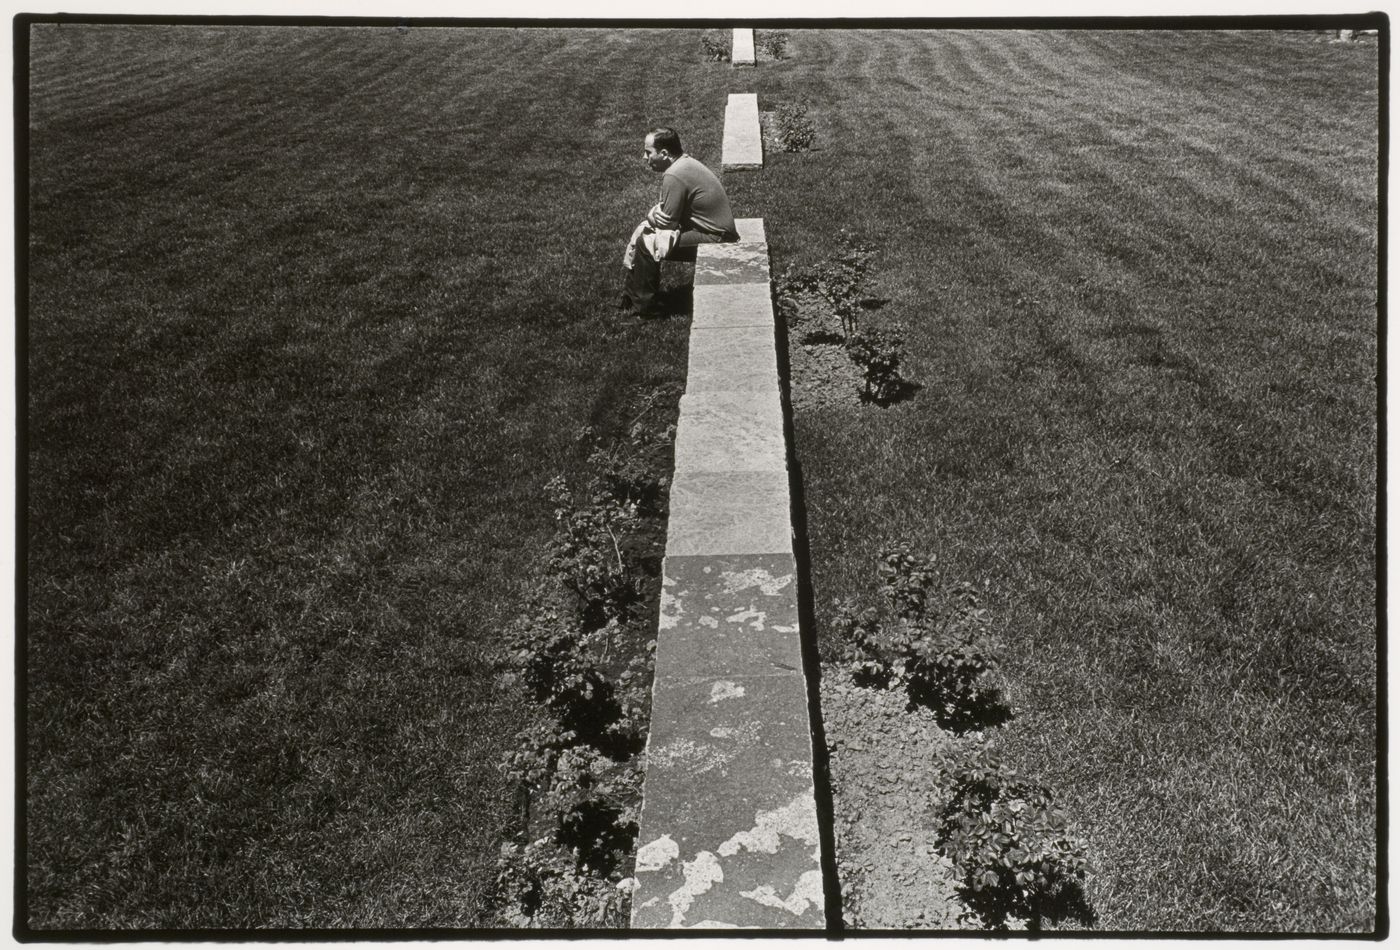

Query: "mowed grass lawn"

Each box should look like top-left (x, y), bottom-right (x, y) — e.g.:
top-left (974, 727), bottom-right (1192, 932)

top-left (24, 25), bottom-right (742, 929)
top-left (731, 30), bottom-right (1378, 931)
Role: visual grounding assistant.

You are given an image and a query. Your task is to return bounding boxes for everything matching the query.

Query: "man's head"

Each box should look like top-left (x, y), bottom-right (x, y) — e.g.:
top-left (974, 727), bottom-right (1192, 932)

top-left (643, 127), bottom-right (684, 172)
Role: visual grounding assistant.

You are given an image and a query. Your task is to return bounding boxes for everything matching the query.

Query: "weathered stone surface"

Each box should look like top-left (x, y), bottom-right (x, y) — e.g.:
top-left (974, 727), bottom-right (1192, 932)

top-left (691, 283), bottom-right (774, 330)
top-left (634, 214), bottom-right (824, 931)
top-left (666, 470), bottom-right (792, 557)
top-left (674, 391), bottom-right (786, 474)
top-left (686, 325), bottom-right (778, 394)
top-left (655, 553), bottom-right (804, 679)
top-left (734, 217), bottom-right (766, 244)
top-left (631, 672), bottom-right (823, 929)
top-left (722, 92), bottom-right (763, 171)
top-left (731, 28), bottom-right (756, 66)
top-left (695, 241), bottom-right (771, 286)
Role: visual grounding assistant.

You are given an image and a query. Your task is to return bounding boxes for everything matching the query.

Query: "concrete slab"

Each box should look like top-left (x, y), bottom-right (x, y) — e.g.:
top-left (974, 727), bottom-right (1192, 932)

top-left (685, 325), bottom-right (778, 393)
top-left (734, 218), bottom-right (766, 244)
top-left (691, 283), bottom-right (774, 330)
top-left (631, 672), bottom-right (823, 929)
top-left (731, 28), bottom-right (756, 66)
top-left (656, 553), bottom-right (804, 680)
top-left (667, 470), bottom-right (792, 557)
top-left (674, 391), bottom-right (786, 474)
top-left (722, 93), bottom-right (763, 171)
top-left (695, 241), bottom-right (771, 286)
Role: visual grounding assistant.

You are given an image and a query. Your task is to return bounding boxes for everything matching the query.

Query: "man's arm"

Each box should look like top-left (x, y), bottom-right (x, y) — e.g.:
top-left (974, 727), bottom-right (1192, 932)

top-left (645, 174), bottom-right (686, 230)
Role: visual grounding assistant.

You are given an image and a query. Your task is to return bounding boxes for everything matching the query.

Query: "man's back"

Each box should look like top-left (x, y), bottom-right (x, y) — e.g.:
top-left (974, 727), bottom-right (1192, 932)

top-left (660, 154), bottom-right (738, 240)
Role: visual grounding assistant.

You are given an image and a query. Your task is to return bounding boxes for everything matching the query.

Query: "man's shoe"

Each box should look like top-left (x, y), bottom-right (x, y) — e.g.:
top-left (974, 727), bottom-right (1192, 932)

top-left (616, 293), bottom-right (637, 311)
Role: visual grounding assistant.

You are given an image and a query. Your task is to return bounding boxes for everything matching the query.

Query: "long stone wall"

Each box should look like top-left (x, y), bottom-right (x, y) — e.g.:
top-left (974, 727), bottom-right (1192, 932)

top-left (630, 220), bottom-right (826, 930)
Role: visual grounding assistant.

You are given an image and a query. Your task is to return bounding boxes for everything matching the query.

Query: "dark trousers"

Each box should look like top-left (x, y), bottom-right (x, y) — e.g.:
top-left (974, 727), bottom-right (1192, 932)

top-left (623, 228), bottom-right (734, 311)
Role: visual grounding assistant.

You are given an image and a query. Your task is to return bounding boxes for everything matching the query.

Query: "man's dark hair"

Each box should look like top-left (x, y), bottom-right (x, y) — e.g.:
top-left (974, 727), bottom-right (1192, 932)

top-left (648, 127), bottom-right (684, 156)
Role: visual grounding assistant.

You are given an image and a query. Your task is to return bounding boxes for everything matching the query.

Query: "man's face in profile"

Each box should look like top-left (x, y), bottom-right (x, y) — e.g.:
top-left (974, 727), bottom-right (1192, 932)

top-left (642, 134), bottom-right (670, 173)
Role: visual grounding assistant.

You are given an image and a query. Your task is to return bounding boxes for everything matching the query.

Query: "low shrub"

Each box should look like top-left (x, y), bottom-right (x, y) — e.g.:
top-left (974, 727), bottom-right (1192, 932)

top-left (544, 476), bottom-right (643, 629)
top-left (699, 30), bottom-right (729, 62)
top-left (586, 415), bottom-right (674, 516)
top-left (936, 746), bottom-right (1092, 930)
top-left (495, 837), bottom-right (632, 928)
top-left (846, 328), bottom-right (907, 404)
top-left (836, 545), bottom-right (1000, 726)
top-left (775, 102), bottom-right (816, 153)
top-left (758, 30), bottom-right (790, 59)
top-left (492, 386), bottom-right (672, 927)
top-left (777, 234), bottom-right (875, 336)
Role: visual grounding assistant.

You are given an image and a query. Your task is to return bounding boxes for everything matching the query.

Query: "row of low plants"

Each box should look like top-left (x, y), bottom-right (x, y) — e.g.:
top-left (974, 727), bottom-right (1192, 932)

top-left (835, 547), bottom-right (1094, 931)
top-left (699, 29), bottom-right (790, 62)
top-left (777, 235), bottom-right (914, 405)
top-left (490, 386), bottom-right (681, 927)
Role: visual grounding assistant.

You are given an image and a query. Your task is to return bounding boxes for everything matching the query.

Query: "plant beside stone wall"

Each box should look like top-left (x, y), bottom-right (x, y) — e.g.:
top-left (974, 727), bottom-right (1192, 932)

top-left (492, 387), bottom-right (677, 927)
top-left (846, 329), bottom-right (906, 405)
top-left (757, 30), bottom-right (790, 59)
top-left (775, 102), bottom-right (816, 152)
top-left (699, 30), bottom-right (730, 62)
top-left (832, 544), bottom-right (1094, 929)
top-left (835, 545), bottom-right (1000, 727)
top-left (935, 746), bottom-right (1092, 931)
top-left (777, 235), bottom-right (914, 405)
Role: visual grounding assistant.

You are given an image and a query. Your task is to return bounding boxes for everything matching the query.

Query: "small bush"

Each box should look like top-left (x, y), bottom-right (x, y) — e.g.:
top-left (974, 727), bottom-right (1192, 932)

top-left (777, 234), bottom-right (875, 336)
top-left (586, 420), bottom-right (674, 516)
top-left (936, 747), bottom-right (1092, 930)
top-left (699, 30), bottom-right (729, 62)
top-left (495, 837), bottom-right (631, 928)
top-left (758, 30), bottom-right (789, 59)
top-left (775, 102), bottom-right (816, 153)
top-left (846, 328), bottom-right (907, 404)
top-left (836, 545), bottom-right (1000, 726)
top-left (544, 476), bottom-right (643, 629)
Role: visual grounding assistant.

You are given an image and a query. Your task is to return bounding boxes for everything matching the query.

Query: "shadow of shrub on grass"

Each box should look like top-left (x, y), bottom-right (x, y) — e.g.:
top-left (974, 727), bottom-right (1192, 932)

top-left (956, 874), bottom-right (1097, 932)
top-left (905, 680), bottom-right (1013, 734)
top-left (858, 376), bottom-right (922, 407)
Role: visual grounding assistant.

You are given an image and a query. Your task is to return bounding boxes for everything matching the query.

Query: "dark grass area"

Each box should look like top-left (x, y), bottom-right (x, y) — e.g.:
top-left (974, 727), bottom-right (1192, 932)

top-left (728, 29), bottom-right (1378, 932)
top-left (24, 25), bottom-right (735, 929)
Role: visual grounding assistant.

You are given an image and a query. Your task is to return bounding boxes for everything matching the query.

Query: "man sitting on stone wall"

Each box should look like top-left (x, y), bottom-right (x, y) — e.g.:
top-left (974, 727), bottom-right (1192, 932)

top-left (620, 126), bottom-right (740, 317)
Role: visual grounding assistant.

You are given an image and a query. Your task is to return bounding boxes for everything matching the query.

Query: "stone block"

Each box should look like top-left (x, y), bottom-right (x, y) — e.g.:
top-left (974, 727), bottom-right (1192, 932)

top-left (685, 325), bottom-right (777, 393)
top-left (722, 92), bottom-right (763, 171)
top-left (734, 217), bottom-right (766, 244)
top-left (694, 241), bottom-right (771, 286)
top-left (631, 671), bottom-right (823, 929)
top-left (691, 283), bottom-right (774, 330)
top-left (674, 390), bottom-right (786, 474)
top-left (666, 470), bottom-right (792, 557)
top-left (655, 552), bottom-right (805, 679)
top-left (731, 28), bottom-right (756, 66)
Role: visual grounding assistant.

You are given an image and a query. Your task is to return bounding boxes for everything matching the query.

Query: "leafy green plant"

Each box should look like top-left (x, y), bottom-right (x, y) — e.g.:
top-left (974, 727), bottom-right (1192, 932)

top-left (836, 545), bottom-right (1001, 728)
top-left (758, 30), bottom-right (790, 59)
top-left (545, 476), bottom-right (643, 629)
top-left (499, 718), bottom-right (576, 794)
top-left (936, 747), bottom-right (1093, 930)
top-left (502, 611), bottom-right (620, 744)
top-left (495, 837), bottom-right (631, 928)
top-left (778, 235), bottom-right (875, 336)
top-left (543, 746), bottom-right (643, 874)
top-left (699, 30), bottom-right (729, 62)
top-left (585, 394), bottom-right (676, 515)
top-left (846, 328), bottom-right (907, 404)
top-left (775, 102), bottom-right (816, 153)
